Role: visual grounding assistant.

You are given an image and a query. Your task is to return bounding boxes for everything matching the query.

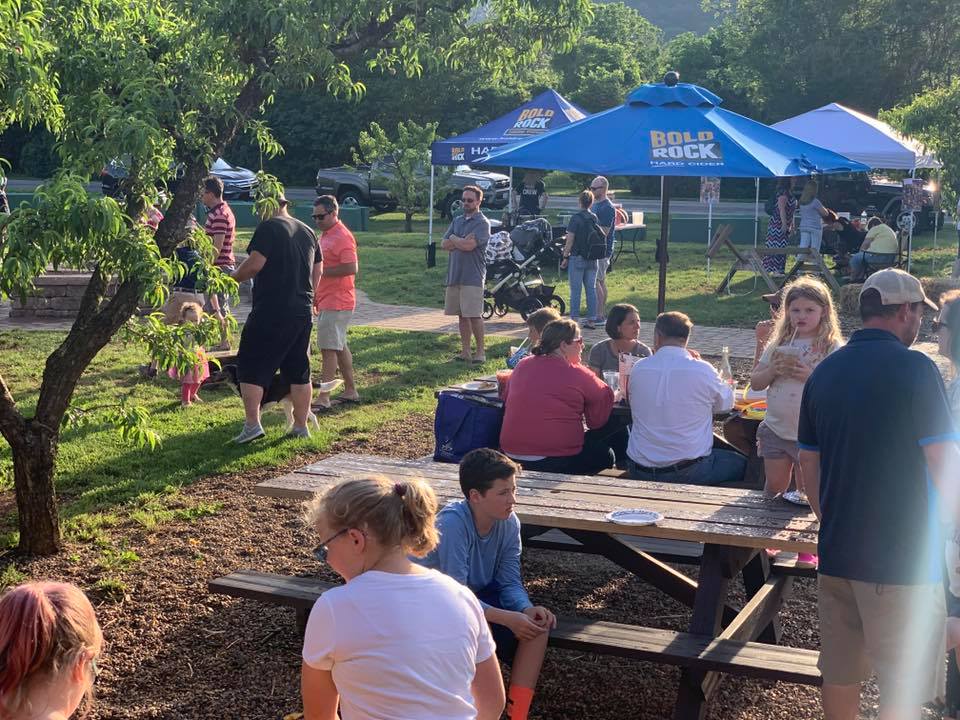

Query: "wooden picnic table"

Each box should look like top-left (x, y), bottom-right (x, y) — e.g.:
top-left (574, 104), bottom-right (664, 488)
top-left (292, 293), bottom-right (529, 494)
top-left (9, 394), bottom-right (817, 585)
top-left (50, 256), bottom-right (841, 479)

top-left (257, 452), bottom-right (818, 719)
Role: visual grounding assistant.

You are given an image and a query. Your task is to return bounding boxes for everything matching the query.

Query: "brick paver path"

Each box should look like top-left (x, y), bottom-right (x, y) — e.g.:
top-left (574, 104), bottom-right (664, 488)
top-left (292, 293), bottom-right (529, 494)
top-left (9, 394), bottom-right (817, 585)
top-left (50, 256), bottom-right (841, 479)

top-left (1, 292), bottom-right (947, 371)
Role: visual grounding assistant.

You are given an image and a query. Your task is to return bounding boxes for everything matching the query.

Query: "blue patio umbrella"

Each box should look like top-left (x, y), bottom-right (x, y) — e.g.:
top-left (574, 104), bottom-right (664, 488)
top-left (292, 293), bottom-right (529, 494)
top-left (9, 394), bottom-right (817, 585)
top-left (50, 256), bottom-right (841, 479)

top-left (478, 73), bottom-right (870, 311)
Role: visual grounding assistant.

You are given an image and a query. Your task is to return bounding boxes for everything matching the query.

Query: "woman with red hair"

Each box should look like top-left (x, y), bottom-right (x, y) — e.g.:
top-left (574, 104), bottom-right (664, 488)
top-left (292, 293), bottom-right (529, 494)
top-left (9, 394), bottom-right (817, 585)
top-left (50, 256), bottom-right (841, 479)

top-left (0, 582), bottom-right (103, 719)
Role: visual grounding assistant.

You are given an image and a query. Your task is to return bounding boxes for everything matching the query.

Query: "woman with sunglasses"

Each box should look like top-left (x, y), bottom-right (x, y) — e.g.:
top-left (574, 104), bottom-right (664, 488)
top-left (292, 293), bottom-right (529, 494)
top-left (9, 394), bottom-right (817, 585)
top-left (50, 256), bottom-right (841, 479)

top-left (0, 582), bottom-right (103, 719)
top-left (302, 476), bottom-right (505, 720)
top-left (499, 319), bottom-right (616, 474)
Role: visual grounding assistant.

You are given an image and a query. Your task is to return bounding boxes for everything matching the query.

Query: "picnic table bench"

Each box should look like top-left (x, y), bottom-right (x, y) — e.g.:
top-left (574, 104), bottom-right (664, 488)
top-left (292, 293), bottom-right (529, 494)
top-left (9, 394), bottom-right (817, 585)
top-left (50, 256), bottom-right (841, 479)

top-left (212, 452), bottom-right (820, 719)
top-left (707, 223), bottom-right (840, 294)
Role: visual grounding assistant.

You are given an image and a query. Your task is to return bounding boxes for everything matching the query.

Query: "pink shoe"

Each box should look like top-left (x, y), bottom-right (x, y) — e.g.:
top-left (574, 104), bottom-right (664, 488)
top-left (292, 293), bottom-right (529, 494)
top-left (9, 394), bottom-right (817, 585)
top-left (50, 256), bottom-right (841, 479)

top-left (796, 552), bottom-right (818, 569)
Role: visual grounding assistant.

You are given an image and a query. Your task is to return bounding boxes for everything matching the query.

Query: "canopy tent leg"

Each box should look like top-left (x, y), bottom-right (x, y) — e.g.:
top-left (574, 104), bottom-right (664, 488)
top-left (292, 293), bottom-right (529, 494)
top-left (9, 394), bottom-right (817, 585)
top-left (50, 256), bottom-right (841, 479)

top-left (706, 200), bottom-right (713, 278)
top-left (657, 176), bottom-right (672, 314)
top-left (426, 165), bottom-right (436, 268)
top-left (509, 167), bottom-right (514, 213)
top-left (932, 169), bottom-right (940, 275)
top-left (753, 178), bottom-right (760, 291)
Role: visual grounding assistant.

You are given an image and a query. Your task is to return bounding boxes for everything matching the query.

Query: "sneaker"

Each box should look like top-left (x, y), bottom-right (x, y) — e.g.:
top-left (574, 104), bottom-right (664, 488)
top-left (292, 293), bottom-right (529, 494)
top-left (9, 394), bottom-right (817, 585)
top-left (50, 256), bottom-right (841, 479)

top-left (286, 426), bottom-right (310, 439)
top-left (582, 320), bottom-right (596, 330)
top-left (796, 552), bottom-right (819, 569)
top-left (232, 424), bottom-right (265, 444)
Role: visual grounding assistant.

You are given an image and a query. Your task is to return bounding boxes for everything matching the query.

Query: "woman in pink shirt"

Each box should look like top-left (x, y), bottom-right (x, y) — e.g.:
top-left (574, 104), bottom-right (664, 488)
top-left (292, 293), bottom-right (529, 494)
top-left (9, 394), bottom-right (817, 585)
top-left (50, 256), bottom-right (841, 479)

top-left (500, 319), bottom-right (615, 475)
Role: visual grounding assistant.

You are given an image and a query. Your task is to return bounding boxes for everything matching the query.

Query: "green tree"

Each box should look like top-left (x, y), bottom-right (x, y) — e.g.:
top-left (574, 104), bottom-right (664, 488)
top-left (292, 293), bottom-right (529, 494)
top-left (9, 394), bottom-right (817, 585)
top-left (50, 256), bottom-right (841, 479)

top-left (0, 0), bottom-right (592, 555)
top-left (701, 0), bottom-right (960, 122)
top-left (356, 121), bottom-right (446, 232)
top-left (553, 2), bottom-right (662, 111)
top-left (883, 80), bottom-right (960, 207)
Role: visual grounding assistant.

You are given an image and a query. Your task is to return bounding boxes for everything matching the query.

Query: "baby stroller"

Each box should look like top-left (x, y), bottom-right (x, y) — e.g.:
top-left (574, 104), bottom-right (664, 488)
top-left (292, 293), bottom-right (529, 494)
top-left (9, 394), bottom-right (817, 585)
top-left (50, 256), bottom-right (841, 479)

top-left (483, 218), bottom-right (566, 320)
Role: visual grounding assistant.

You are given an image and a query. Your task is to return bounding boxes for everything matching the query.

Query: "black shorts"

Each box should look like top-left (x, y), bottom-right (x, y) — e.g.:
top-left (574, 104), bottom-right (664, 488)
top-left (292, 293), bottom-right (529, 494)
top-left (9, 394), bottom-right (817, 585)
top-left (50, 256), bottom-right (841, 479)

top-left (237, 312), bottom-right (312, 389)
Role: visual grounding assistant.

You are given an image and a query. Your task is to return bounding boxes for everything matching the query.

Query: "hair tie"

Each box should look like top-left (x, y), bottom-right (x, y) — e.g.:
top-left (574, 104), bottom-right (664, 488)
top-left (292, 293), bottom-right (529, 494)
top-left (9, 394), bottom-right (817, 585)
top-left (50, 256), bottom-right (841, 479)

top-left (394, 483), bottom-right (407, 497)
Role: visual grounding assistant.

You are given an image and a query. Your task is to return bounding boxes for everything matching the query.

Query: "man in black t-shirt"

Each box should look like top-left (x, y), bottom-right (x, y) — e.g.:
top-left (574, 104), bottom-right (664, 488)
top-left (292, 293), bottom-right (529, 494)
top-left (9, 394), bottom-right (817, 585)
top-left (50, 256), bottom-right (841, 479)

top-left (513, 171), bottom-right (547, 217)
top-left (231, 198), bottom-right (323, 443)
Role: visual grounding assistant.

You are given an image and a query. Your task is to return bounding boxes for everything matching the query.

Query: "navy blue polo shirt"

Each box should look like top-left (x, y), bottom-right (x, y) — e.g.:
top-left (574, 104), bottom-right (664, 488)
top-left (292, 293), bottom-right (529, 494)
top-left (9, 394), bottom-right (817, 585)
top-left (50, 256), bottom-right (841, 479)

top-left (798, 329), bottom-right (959, 585)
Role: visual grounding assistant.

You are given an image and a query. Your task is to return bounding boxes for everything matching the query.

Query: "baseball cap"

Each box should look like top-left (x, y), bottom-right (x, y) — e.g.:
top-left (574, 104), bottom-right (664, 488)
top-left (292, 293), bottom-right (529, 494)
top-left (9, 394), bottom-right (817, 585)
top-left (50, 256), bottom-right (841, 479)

top-left (859, 268), bottom-right (938, 311)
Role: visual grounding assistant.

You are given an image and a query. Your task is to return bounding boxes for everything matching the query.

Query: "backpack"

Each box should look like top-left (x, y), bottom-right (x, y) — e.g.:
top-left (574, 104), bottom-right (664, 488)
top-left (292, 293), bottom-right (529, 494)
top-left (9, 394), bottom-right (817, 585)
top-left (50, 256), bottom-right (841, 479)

top-left (433, 391), bottom-right (504, 463)
top-left (573, 211), bottom-right (607, 261)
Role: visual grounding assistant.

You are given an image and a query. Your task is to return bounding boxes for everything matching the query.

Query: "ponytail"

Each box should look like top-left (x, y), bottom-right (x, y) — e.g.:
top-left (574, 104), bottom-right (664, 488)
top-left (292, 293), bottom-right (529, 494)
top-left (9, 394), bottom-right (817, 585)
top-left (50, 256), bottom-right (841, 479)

top-left (305, 476), bottom-right (440, 557)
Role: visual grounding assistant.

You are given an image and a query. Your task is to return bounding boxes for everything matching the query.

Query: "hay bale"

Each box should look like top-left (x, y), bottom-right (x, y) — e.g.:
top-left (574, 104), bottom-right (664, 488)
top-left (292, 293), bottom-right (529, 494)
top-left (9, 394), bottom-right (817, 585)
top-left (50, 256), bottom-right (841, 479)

top-left (921, 276), bottom-right (960, 305)
top-left (838, 283), bottom-right (862, 315)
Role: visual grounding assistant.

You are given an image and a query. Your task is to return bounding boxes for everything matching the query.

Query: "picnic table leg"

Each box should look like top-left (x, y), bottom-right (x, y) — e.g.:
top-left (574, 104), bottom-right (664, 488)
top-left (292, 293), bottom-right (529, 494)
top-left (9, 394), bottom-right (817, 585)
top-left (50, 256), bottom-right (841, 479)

top-left (741, 551), bottom-right (782, 644)
top-left (672, 545), bottom-right (753, 720)
top-left (565, 530), bottom-right (739, 625)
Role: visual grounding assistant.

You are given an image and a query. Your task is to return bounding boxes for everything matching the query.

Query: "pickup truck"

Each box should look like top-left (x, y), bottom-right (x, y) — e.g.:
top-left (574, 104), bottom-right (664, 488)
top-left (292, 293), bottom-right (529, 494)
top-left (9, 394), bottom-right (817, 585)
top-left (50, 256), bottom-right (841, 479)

top-left (819, 173), bottom-right (942, 230)
top-left (315, 161), bottom-right (511, 217)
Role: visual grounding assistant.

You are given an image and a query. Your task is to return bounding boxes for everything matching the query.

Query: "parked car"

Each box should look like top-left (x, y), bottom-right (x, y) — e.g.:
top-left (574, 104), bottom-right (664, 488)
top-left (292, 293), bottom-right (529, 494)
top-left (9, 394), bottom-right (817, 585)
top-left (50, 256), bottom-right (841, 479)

top-left (100, 157), bottom-right (258, 200)
top-left (817, 172), bottom-right (942, 230)
top-left (315, 161), bottom-right (511, 217)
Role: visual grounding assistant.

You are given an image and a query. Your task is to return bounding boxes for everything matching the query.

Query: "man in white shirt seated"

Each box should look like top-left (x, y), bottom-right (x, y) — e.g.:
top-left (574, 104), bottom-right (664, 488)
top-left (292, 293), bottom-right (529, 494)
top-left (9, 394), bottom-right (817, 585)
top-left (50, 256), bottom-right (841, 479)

top-left (626, 312), bottom-right (746, 485)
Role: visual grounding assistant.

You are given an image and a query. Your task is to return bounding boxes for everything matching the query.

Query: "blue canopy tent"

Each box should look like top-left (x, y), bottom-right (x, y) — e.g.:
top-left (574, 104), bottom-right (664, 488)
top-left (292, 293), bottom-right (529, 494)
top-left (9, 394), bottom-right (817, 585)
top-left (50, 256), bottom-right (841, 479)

top-left (426, 89), bottom-right (587, 261)
top-left (478, 73), bottom-right (870, 311)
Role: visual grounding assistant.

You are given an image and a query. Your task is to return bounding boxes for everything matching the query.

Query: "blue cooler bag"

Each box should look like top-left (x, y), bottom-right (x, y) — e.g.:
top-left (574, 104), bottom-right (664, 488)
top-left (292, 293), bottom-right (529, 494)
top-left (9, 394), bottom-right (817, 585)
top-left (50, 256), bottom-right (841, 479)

top-left (433, 391), bottom-right (504, 463)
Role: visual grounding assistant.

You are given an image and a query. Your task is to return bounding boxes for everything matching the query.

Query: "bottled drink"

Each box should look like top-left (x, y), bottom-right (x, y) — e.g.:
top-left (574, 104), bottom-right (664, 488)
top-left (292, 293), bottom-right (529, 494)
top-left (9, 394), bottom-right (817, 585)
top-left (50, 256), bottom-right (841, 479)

top-left (860, 209), bottom-right (868, 226)
top-left (719, 345), bottom-right (735, 391)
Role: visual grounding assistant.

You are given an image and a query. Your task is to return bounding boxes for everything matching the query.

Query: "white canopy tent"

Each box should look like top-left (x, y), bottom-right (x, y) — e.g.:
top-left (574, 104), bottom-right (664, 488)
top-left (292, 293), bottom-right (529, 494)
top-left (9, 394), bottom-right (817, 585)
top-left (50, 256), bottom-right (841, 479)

top-left (773, 103), bottom-right (943, 272)
top-left (772, 103), bottom-right (940, 171)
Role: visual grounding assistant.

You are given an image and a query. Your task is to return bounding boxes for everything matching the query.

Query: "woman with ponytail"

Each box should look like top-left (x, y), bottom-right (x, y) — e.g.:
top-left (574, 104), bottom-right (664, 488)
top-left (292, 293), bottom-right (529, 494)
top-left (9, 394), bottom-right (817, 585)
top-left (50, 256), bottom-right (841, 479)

top-left (301, 476), bottom-right (506, 720)
top-left (0, 582), bottom-right (103, 720)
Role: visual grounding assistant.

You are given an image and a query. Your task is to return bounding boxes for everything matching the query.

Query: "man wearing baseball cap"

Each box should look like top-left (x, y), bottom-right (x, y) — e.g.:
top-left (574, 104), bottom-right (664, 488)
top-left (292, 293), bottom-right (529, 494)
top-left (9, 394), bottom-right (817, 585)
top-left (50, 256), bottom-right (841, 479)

top-left (797, 268), bottom-right (960, 718)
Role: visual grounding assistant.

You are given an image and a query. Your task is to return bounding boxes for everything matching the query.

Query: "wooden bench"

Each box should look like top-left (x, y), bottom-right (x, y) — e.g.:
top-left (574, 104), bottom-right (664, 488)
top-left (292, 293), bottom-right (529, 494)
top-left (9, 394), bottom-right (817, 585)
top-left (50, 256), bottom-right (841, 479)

top-left (209, 570), bottom-right (820, 687)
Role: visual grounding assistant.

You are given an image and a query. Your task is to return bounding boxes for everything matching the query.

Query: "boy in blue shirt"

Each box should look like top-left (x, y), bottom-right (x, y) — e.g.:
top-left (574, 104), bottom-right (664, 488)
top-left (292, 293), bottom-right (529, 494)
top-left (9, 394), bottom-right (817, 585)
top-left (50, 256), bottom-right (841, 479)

top-left (418, 448), bottom-right (555, 720)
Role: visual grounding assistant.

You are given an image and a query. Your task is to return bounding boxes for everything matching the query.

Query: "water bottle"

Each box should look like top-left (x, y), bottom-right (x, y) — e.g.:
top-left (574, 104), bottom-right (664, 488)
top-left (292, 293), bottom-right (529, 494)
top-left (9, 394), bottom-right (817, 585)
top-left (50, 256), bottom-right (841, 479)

top-left (719, 346), bottom-right (735, 392)
top-left (860, 209), bottom-right (868, 226)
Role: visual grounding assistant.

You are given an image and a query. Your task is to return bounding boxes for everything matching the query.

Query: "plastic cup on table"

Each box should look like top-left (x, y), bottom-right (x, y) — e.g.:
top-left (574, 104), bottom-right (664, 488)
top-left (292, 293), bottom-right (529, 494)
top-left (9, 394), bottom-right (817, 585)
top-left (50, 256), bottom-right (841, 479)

top-left (495, 369), bottom-right (512, 399)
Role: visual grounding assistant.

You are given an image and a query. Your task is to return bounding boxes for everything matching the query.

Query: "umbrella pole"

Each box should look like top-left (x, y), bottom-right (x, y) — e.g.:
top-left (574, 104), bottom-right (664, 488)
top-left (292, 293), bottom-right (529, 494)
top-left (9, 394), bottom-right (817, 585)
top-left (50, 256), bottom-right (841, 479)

top-left (657, 176), bottom-right (671, 314)
top-left (509, 167), bottom-right (514, 213)
top-left (933, 169), bottom-right (939, 275)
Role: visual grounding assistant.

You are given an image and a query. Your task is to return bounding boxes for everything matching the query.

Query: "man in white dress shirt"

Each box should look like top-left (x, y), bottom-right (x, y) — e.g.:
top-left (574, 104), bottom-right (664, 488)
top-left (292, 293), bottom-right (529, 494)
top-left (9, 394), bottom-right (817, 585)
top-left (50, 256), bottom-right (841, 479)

top-left (626, 312), bottom-right (746, 485)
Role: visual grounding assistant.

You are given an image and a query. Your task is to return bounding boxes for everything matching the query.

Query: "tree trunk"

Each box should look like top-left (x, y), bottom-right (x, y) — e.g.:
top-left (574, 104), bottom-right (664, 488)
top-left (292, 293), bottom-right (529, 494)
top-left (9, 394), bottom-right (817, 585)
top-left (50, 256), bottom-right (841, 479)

top-left (405, 211), bottom-right (413, 233)
top-left (11, 424), bottom-right (60, 555)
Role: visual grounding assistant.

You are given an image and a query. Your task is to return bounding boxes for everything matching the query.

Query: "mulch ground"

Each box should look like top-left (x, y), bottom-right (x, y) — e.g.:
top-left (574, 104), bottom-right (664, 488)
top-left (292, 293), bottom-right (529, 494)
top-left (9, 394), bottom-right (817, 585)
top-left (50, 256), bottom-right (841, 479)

top-left (2, 403), bottom-right (939, 719)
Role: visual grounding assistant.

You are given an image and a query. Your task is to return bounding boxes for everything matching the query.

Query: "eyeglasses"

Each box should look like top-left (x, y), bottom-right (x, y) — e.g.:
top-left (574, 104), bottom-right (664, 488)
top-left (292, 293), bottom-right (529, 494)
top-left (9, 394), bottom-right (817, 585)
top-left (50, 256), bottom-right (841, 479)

top-left (589, 185), bottom-right (604, 191)
top-left (571, 337), bottom-right (584, 345)
top-left (461, 197), bottom-right (478, 203)
top-left (313, 528), bottom-right (349, 563)
top-left (312, 212), bottom-right (328, 220)
top-left (89, 656), bottom-right (101, 684)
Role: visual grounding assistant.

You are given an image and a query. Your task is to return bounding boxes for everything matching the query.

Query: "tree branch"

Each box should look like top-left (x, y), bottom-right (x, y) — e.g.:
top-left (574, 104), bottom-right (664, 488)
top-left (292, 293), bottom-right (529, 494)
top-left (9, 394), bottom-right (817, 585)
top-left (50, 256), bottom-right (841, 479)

top-left (0, 371), bottom-right (26, 448)
top-left (329, 7), bottom-right (410, 59)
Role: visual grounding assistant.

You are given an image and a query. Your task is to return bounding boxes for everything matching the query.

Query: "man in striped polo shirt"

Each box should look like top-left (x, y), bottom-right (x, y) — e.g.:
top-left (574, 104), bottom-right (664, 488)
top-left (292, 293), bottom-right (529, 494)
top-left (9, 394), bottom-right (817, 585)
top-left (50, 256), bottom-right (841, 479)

top-left (201, 175), bottom-right (236, 351)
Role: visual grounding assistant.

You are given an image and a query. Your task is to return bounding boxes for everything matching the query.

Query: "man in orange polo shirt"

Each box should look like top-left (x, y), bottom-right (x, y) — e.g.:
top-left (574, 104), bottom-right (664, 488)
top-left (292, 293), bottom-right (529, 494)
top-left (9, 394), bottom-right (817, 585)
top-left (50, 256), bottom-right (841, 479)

top-left (312, 195), bottom-right (360, 409)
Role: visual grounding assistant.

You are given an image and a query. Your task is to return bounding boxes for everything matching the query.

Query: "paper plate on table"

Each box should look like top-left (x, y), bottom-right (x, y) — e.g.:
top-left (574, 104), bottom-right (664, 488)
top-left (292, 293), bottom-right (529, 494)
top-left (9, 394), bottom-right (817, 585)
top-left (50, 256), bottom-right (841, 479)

top-left (605, 509), bottom-right (663, 526)
top-left (459, 380), bottom-right (497, 392)
top-left (782, 490), bottom-right (810, 507)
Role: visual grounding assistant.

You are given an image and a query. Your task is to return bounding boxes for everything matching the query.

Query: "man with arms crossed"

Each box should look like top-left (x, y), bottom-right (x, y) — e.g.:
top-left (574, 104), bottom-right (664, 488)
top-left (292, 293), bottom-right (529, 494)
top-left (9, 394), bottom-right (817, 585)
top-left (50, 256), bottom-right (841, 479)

top-left (443, 185), bottom-right (491, 363)
top-left (799, 268), bottom-right (960, 719)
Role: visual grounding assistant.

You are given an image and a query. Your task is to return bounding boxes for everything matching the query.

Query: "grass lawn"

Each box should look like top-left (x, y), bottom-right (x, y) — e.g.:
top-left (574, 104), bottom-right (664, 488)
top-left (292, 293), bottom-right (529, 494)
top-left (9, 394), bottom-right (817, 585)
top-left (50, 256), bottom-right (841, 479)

top-left (0, 327), bottom-right (514, 552)
top-left (246, 211), bottom-right (957, 328)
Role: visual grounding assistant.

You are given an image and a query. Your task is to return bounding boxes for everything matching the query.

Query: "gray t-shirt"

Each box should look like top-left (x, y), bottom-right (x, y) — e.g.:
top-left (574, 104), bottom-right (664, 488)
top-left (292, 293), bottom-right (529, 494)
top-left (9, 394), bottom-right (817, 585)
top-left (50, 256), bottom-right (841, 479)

top-left (798, 198), bottom-right (825, 231)
top-left (444, 212), bottom-right (491, 287)
top-left (588, 338), bottom-right (651, 374)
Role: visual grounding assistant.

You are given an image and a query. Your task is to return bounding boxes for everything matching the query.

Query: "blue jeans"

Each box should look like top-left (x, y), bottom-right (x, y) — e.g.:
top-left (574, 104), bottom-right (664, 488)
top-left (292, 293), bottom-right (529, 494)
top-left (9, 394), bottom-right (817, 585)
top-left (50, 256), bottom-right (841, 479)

top-left (627, 448), bottom-right (747, 486)
top-left (568, 255), bottom-right (598, 320)
top-left (849, 251), bottom-right (894, 279)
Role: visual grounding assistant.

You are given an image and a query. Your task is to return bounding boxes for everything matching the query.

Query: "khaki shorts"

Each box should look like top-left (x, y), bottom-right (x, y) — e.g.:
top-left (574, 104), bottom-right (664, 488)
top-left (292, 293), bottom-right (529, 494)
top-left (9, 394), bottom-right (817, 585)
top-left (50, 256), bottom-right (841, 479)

top-left (444, 284), bottom-right (484, 318)
top-left (756, 421), bottom-right (799, 462)
top-left (316, 309), bottom-right (353, 351)
top-left (818, 574), bottom-right (945, 705)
